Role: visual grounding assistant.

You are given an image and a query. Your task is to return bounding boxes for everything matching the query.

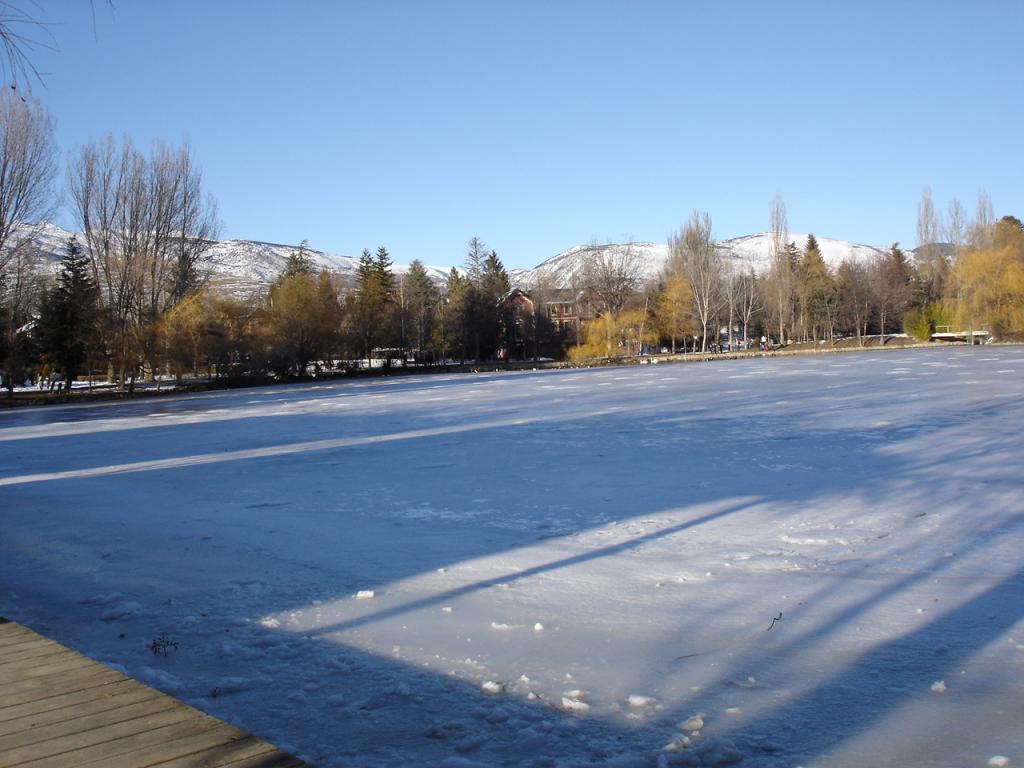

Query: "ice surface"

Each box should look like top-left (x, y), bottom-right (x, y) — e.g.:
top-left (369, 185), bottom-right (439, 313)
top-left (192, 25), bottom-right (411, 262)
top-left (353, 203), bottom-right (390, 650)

top-left (1, 347), bottom-right (1023, 767)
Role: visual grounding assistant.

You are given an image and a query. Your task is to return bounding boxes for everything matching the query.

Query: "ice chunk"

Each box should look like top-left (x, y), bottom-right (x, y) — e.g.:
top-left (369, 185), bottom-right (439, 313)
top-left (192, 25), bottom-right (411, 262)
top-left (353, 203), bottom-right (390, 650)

top-left (627, 694), bottom-right (657, 708)
top-left (561, 697), bottom-right (590, 712)
top-left (678, 714), bottom-right (704, 732)
top-left (662, 735), bottom-right (691, 752)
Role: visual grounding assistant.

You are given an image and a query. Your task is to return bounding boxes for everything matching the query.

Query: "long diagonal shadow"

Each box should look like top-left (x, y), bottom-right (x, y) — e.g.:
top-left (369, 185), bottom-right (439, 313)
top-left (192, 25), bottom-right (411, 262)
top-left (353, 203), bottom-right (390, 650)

top-left (646, 537), bottom-right (1024, 766)
top-left (304, 496), bottom-right (763, 637)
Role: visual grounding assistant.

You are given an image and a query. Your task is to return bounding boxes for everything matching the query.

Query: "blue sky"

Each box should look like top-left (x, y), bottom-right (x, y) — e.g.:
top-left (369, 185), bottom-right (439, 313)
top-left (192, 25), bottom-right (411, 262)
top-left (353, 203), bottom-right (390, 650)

top-left (23, 0), bottom-right (1024, 270)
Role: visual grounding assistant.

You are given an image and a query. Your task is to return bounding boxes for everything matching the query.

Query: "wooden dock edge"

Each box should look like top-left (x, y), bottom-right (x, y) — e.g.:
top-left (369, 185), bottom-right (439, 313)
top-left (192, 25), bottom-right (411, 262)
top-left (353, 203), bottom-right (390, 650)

top-left (0, 617), bottom-right (309, 768)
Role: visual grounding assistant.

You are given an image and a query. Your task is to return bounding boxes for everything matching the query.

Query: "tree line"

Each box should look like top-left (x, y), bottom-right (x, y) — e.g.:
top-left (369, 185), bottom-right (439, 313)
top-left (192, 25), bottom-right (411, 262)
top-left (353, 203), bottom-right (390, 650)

top-left (570, 192), bottom-right (1024, 361)
top-left (2, 89), bottom-right (1022, 393)
top-left (0, 91), bottom-right (570, 392)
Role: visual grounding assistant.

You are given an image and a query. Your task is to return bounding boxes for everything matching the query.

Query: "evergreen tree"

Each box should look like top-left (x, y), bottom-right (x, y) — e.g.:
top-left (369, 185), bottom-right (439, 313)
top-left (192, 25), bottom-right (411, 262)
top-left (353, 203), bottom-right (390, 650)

top-left (480, 250), bottom-right (511, 358)
top-left (404, 259), bottom-right (437, 360)
top-left (464, 237), bottom-right (487, 283)
top-left (354, 248), bottom-right (376, 290)
top-left (283, 240), bottom-right (314, 277)
top-left (797, 234), bottom-right (835, 341)
top-left (374, 246), bottom-right (396, 295)
top-left (481, 251), bottom-right (510, 299)
top-left (35, 237), bottom-right (101, 391)
top-left (441, 267), bottom-right (470, 362)
top-left (350, 247), bottom-right (395, 361)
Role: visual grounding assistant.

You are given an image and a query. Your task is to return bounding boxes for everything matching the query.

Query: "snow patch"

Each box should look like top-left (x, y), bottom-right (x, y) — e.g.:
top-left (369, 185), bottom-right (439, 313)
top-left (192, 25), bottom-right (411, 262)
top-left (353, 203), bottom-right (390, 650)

top-left (679, 715), bottom-right (704, 732)
top-left (627, 694), bottom-right (658, 708)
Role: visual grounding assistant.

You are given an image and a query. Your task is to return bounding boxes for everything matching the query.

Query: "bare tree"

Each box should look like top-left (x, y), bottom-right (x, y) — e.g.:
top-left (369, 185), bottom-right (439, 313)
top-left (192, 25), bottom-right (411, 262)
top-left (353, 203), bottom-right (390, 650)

top-left (581, 242), bottom-right (644, 317)
top-left (669, 211), bottom-right (723, 352)
top-left (837, 260), bottom-right (872, 344)
top-left (915, 186), bottom-right (947, 304)
top-left (168, 144), bottom-right (219, 302)
top-left (0, 3), bottom-right (57, 93)
top-left (946, 197), bottom-right (967, 256)
top-left (0, 235), bottom-right (45, 392)
top-left (768, 193), bottom-right (792, 344)
top-left (68, 135), bottom-right (219, 387)
top-left (735, 265), bottom-right (760, 348)
top-left (578, 242), bottom-right (644, 359)
top-left (970, 189), bottom-right (994, 249)
top-left (0, 89), bottom-right (56, 273)
top-left (869, 244), bottom-right (913, 343)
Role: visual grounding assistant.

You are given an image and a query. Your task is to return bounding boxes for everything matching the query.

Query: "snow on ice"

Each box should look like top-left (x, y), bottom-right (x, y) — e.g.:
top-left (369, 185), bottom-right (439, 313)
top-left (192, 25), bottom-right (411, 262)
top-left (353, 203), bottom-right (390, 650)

top-left (1, 347), bottom-right (1023, 767)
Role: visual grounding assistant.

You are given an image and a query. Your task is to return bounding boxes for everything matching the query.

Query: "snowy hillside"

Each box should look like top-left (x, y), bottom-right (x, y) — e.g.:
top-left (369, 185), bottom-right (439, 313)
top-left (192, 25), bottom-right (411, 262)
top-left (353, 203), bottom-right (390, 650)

top-left (723, 232), bottom-right (890, 272)
top-left (512, 234), bottom-right (893, 290)
top-left (11, 223), bottom-right (917, 294)
top-left (204, 239), bottom-right (451, 294)
top-left (509, 242), bottom-right (671, 290)
top-left (8, 223), bottom-right (450, 293)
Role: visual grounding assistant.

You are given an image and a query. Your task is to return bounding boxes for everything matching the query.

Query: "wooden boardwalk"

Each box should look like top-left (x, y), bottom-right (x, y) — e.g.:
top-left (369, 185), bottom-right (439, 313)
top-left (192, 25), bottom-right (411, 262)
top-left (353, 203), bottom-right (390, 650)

top-left (0, 618), bottom-right (308, 768)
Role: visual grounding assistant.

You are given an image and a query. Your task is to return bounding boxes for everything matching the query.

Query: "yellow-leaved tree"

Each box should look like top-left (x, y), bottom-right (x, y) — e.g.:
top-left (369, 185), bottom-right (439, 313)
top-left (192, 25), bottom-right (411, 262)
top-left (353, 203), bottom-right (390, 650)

top-left (654, 273), bottom-right (697, 353)
top-left (953, 216), bottom-right (1024, 340)
top-left (159, 290), bottom-right (212, 384)
top-left (567, 309), bottom-right (657, 362)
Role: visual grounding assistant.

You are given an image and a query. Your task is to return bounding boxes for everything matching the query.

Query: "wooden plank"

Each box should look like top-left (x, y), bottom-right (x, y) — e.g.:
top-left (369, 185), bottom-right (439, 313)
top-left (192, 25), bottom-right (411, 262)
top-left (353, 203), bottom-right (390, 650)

top-left (0, 654), bottom-right (99, 683)
top-left (0, 644), bottom-right (67, 668)
top-left (1, 665), bottom-right (124, 708)
top-left (0, 623), bottom-right (38, 643)
top-left (0, 696), bottom-right (180, 752)
top-left (0, 633), bottom-right (46, 651)
top-left (12, 713), bottom-right (222, 768)
top-left (0, 706), bottom-right (203, 766)
top-left (140, 735), bottom-right (277, 768)
top-left (0, 620), bottom-right (310, 768)
top-left (0, 680), bottom-right (133, 724)
top-left (0, 632), bottom-right (31, 647)
top-left (0, 635), bottom-right (63, 657)
top-left (0, 686), bottom-right (159, 737)
top-left (81, 725), bottom-right (257, 768)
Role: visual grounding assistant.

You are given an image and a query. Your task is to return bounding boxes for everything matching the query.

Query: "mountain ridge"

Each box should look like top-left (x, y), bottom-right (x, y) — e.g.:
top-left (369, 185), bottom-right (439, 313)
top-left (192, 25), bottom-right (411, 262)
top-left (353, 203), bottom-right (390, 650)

top-left (8, 223), bottom-right (917, 293)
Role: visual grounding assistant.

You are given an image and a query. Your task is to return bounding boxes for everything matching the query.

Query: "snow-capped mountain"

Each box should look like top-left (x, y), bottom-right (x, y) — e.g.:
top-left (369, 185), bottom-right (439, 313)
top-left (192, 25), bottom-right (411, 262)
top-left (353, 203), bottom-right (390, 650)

top-left (201, 239), bottom-right (450, 293)
top-left (8, 223), bottom-right (450, 293)
top-left (10, 223), bottom-right (912, 294)
top-left (509, 242), bottom-right (670, 290)
top-left (510, 233), bottom-right (895, 290)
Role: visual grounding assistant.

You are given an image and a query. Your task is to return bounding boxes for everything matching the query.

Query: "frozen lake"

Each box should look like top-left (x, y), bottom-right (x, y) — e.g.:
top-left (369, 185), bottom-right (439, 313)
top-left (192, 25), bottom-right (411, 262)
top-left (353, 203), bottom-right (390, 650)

top-left (2, 347), bottom-right (1023, 767)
